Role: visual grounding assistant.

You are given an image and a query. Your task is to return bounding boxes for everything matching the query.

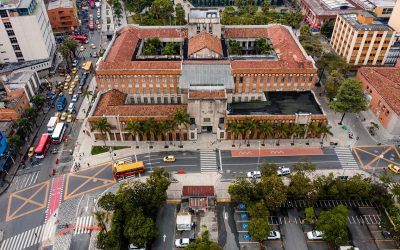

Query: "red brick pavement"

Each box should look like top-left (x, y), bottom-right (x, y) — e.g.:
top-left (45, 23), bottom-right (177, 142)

top-left (231, 148), bottom-right (324, 157)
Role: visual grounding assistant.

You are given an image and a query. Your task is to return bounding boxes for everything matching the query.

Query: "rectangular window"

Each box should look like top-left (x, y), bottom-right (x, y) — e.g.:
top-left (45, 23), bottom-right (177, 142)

top-left (9, 37), bottom-right (17, 44)
top-left (0, 10), bottom-right (8, 18)
top-left (203, 118), bottom-right (211, 122)
top-left (382, 8), bottom-right (393, 14)
top-left (3, 22), bottom-right (12, 29)
top-left (6, 30), bottom-right (15, 36)
top-left (15, 52), bottom-right (23, 58)
top-left (12, 45), bottom-right (20, 51)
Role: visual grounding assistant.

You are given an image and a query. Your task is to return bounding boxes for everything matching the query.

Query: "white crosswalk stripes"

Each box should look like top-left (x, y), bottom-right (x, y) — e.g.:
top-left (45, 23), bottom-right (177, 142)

top-left (200, 150), bottom-right (218, 173)
top-left (335, 147), bottom-right (359, 170)
top-left (0, 222), bottom-right (55, 250)
top-left (11, 171), bottom-right (39, 191)
top-left (75, 216), bottom-right (94, 234)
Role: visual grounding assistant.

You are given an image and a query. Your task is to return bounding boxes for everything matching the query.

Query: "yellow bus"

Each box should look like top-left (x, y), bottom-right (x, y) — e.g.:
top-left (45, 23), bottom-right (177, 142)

top-left (82, 61), bottom-right (92, 72)
top-left (112, 160), bottom-right (145, 181)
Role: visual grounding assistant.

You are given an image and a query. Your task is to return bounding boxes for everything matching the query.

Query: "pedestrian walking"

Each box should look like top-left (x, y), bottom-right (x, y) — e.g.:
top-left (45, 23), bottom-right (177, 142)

top-left (87, 163), bottom-right (90, 167)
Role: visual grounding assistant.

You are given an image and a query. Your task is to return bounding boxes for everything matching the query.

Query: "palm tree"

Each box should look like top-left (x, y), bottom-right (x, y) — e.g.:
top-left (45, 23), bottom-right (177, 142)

top-left (158, 121), bottom-right (172, 148)
top-left (59, 44), bottom-right (71, 68)
top-left (305, 122), bottom-right (319, 145)
top-left (142, 118), bottom-right (158, 146)
top-left (291, 124), bottom-right (304, 145)
top-left (169, 110), bottom-right (190, 148)
top-left (258, 121), bottom-right (274, 146)
top-left (32, 94), bottom-right (46, 108)
top-left (7, 134), bottom-right (23, 153)
top-left (243, 118), bottom-right (258, 146)
top-left (82, 89), bottom-right (92, 102)
top-left (125, 120), bottom-right (142, 147)
top-left (275, 122), bottom-right (290, 146)
top-left (91, 117), bottom-right (113, 144)
top-left (16, 117), bottom-right (31, 135)
top-left (63, 37), bottom-right (78, 58)
top-left (24, 107), bottom-right (37, 120)
top-left (227, 120), bottom-right (241, 147)
top-left (319, 124), bottom-right (333, 144)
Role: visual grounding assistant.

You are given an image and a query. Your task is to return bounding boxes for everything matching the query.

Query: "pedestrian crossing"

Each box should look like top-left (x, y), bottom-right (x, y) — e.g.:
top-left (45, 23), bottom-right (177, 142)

top-left (335, 147), bottom-right (360, 170)
top-left (0, 221), bottom-right (55, 250)
top-left (74, 216), bottom-right (94, 234)
top-left (10, 171), bottom-right (39, 191)
top-left (200, 150), bottom-right (218, 173)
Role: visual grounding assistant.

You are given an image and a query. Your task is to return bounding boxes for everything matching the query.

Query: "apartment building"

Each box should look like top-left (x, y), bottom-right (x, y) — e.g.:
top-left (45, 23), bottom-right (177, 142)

top-left (330, 12), bottom-right (396, 66)
top-left (0, 88), bottom-right (30, 121)
top-left (89, 9), bottom-right (326, 142)
top-left (0, 0), bottom-right (56, 65)
top-left (1, 70), bottom-right (40, 102)
top-left (47, 0), bottom-right (79, 33)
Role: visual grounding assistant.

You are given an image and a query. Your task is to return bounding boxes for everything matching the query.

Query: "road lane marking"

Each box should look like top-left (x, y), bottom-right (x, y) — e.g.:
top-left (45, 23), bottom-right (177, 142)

top-left (222, 160), bottom-right (341, 166)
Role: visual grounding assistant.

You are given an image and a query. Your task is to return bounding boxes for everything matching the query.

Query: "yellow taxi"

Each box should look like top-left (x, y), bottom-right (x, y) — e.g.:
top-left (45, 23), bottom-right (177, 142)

top-left (74, 75), bottom-right (80, 81)
top-left (66, 114), bottom-right (73, 123)
top-left (71, 82), bottom-right (76, 89)
top-left (387, 164), bottom-right (400, 174)
top-left (71, 67), bottom-right (78, 74)
top-left (68, 87), bottom-right (74, 95)
top-left (163, 155), bottom-right (176, 162)
top-left (60, 112), bottom-right (67, 121)
top-left (54, 112), bottom-right (61, 119)
top-left (65, 75), bottom-right (71, 83)
top-left (28, 147), bottom-right (35, 157)
top-left (64, 83), bottom-right (69, 90)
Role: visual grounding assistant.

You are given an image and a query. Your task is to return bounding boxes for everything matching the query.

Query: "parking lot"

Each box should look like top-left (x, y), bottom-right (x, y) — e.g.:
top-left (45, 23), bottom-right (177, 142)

top-left (231, 200), bottom-right (398, 250)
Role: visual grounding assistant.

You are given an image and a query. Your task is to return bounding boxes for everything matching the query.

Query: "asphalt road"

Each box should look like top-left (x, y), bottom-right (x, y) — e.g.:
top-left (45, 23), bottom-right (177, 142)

top-left (152, 204), bottom-right (177, 250)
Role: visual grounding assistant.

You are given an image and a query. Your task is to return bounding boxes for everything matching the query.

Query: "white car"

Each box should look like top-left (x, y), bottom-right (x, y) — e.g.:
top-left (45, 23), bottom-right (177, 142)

top-left (247, 171), bottom-right (261, 179)
top-left (175, 238), bottom-right (190, 248)
top-left (307, 230), bottom-right (323, 240)
top-left (268, 230), bottom-right (281, 240)
top-left (277, 166), bottom-right (291, 176)
top-left (71, 94), bottom-right (79, 102)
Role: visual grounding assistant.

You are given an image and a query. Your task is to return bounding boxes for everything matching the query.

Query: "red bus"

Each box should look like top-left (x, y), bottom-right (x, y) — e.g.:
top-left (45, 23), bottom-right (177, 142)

top-left (112, 161), bottom-right (145, 181)
top-left (90, 0), bottom-right (94, 9)
top-left (35, 134), bottom-right (51, 159)
top-left (89, 20), bottom-right (94, 30)
top-left (71, 35), bottom-right (88, 44)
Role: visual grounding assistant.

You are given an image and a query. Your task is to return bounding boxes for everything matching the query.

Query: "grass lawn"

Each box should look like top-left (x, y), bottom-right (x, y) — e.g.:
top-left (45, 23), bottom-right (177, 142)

top-left (91, 146), bottom-right (131, 155)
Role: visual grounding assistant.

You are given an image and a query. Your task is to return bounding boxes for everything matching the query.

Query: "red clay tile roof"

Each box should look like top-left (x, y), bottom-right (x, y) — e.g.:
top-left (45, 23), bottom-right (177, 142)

top-left (182, 186), bottom-right (215, 197)
top-left (188, 32), bottom-right (223, 56)
top-left (224, 25), bottom-right (315, 70)
top-left (358, 67), bottom-right (400, 116)
top-left (93, 89), bottom-right (187, 117)
top-left (189, 91), bottom-right (226, 99)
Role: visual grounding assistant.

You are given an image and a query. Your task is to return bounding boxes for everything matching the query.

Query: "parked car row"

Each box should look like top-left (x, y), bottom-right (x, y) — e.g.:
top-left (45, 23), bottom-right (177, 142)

top-left (247, 166), bottom-right (291, 179)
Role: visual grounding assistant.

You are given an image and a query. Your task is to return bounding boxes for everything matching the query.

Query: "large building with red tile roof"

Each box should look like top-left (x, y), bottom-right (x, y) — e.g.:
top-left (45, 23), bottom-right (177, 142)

top-left (356, 60), bottom-right (400, 134)
top-left (89, 8), bottom-right (325, 142)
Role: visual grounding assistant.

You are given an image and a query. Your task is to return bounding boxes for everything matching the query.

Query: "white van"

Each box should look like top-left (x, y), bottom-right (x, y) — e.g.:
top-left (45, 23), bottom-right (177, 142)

top-left (67, 103), bottom-right (75, 113)
top-left (277, 166), bottom-right (291, 176)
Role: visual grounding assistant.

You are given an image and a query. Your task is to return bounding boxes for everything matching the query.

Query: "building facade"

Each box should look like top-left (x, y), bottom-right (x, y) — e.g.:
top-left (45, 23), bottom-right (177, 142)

top-left (47, 0), bottom-right (79, 33)
top-left (330, 12), bottom-right (396, 66)
top-left (0, 88), bottom-right (30, 121)
top-left (1, 70), bottom-right (40, 102)
top-left (90, 8), bottom-right (325, 142)
top-left (356, 60), bottom-right (400, 135)
top-left (0, 0), bottom-right (56, 64)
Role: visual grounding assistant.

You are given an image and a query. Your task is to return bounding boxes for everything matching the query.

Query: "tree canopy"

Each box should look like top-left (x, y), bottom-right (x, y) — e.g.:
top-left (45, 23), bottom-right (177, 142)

top-left (316, 205), bottom-right (349, 245)
top-left (185, 230), bottom-right (223, 250)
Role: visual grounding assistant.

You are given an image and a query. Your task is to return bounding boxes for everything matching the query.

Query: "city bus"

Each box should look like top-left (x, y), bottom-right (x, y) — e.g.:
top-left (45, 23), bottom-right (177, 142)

top-left (35, 134), bottom-right (51, 158)
top-left (51, 122), bottom-right (66, 144)
top-left (112, 161), bottom-right (145, 181)
top-left (71, 35), bottom-right (88, 44)
top-left (82, 60), bottom-right (92, 72)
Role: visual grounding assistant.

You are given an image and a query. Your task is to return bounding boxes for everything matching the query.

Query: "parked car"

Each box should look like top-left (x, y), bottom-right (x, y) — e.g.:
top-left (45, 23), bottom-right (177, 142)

top-left (175, 238), bottom-right (190, 248)
top-left (128, 244), bottom-right (145, 250)
top-left (277, 166), bottom-right (291, 176)
top-left (28, 147), bottom-right (35, 158)
top-left (268, 230), bottom-right (281, 240)
top-left (247, 171), bottom-right (261, 179)
top-left (307, 230), bottom-right (323, 240)
top-left (387, 164), bottom-right (400, 174)
top-left (163, 155), bottom-right (176, 162)
top-left (72, 94), bottom-right (79, 102)
top-left (72, 60), bottom-right (79, 67)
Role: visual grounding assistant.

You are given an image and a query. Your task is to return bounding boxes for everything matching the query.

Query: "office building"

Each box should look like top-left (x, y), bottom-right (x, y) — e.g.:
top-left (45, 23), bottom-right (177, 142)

top-left (47, 0), bottom-right (79, 33)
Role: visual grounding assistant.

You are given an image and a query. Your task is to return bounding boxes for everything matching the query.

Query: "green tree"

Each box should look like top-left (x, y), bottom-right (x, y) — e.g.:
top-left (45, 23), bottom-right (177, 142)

top-left (275, 122), bottom-right (290, 145)
top-left (248, 218), bottom-right (270, 245)
top-left (227, 120), bottom-right (242, 146)
top-left (63, 37), bottom-right (78, 58)
top-left (288, 172), bottom-right (315, 200)
top-left (186, 230), bottom-right (223, 250)
top-left (285, 11), bottom-right (303, 29)
top-left (243, 118), bottom-right (258, 145)
top-left (146, 167), bottom-right (171, 206)
top-left (316, 205), bottom-right (349, 245)
top-left (162, 43), bottom-right (178, 55)
top-left (24, 107), bottom-right (37, 120)
top-left (248, 201), bottom-right (269, 218)
top-left (320, 20), bottom-right (335, 38)
top-left (150, 0), bottom-right (174, 24)
top-left (112, 0), bottom-right (123, 19)
top-left (329, 78), bottom-right (368, 125)
top-left (392, 183), bottom-right (400, 201)
top-left (261, 0), bottom-right (271, 14)
top-left (228, 40), bottom-right (242, 55)
top-left (158, 121), bottom-right (172, 147)
top-left (292, 161), bottom-right (316, 174)
top-left (169, 109), bottom-right (190, 147)
top-left (175, 3), bottom-right (185, 25)
top-left (260, 162), bottom-right (279, 177)
top-left (82, 89), bottom-right (92, 102)
top-left (300, 25), bottom-right (312, 36)
top-left (304, 207), bottom-right (316, 224)
top-left (255, 38), bottom-right (273, 54)
top-left (143, 43), bottom-right (156, 55)
top-left (290, 124), bottom-right (304, 144)
top-left (319, 124), bottom-right (333, 143)
top-left (325, 69), bottom-right (345, 98)
top-left (98, 192), bottom-right (116, 211)
top-left (125, 120), bottom-right (142, 146)
top-left (142, 118), bottom-right (157, 142)
top-left (32, 94), bottom-right (46, 108)
top-left (380, 168), bottom-right (395, 188)
top-left (16, 117), bottom-right (32, 134)
top-left (7, 134), bottom-right (23, 153)
top-left (124, 209), bottom-right (158, 247)
top-left (96, 229), bottom-right (118, 250)
top-left (258, 175), bottom-right (287, 208)
top-left (258, 121), bottom-right (274, 145)
top-left (92, 117), bottom-right (113, 143)
top-left (228, 177), bottom-right (256, 204)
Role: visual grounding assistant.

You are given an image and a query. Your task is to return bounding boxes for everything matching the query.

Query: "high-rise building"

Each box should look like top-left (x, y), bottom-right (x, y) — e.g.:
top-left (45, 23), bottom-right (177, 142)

top-left (0, 0), bottom-right (56, 64)
top-left (330, 12), bottom-right (396, 66)
top-left (47, 0), bottom-right (79, 33)
top-left (388, 0), bottom-right (400, 31)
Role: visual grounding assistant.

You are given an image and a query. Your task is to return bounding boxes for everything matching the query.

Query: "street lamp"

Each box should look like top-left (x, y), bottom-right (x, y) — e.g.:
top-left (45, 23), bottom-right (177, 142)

top-left (257, 141), bottom-right (261, 170)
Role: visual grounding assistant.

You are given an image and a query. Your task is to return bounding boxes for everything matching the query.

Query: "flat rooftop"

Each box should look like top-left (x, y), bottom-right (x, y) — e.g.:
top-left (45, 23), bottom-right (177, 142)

top-left (301, 0), bottom-right (363, 17)
top-left (189, 8), bottom-right (220, 19)
top-left (228, 91), bottom-right (323, 116)
top-left (48, 0), bottom-right (73, 10)
top-left (341, 13), bottom-right (393, 31)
